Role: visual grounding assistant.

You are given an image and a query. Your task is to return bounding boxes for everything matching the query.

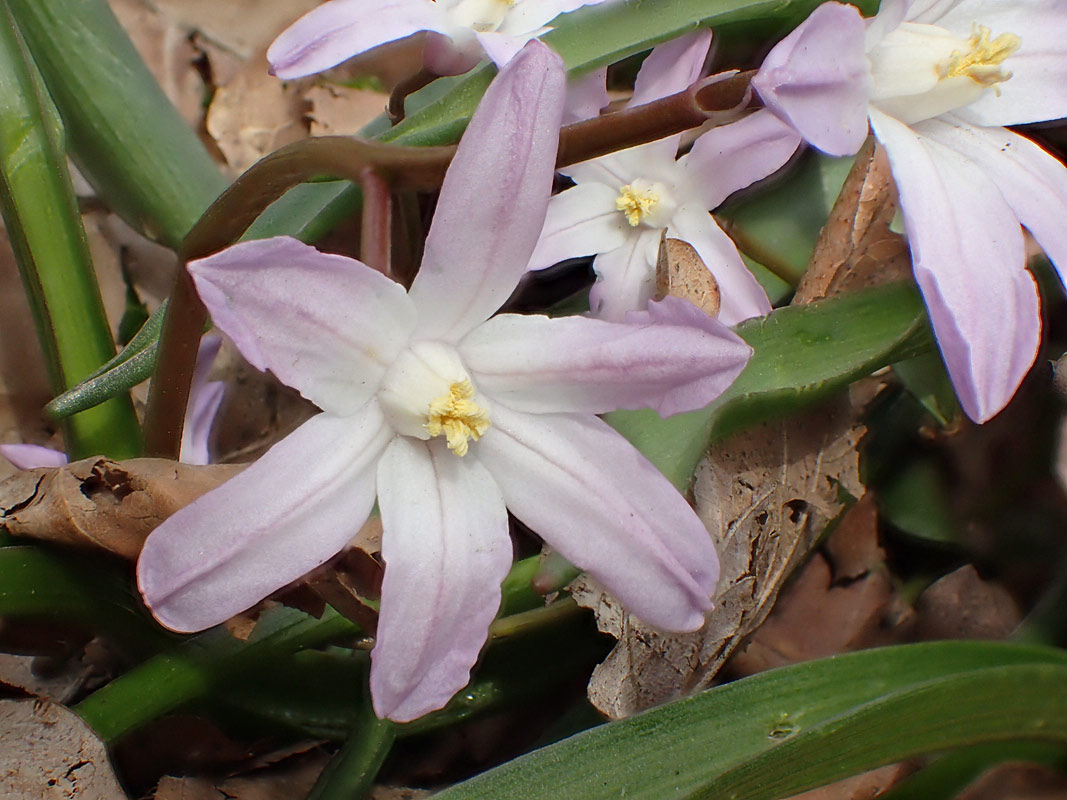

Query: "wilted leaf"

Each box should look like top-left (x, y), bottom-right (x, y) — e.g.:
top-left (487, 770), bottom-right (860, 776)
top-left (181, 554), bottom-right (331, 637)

top-left (0, 457), bottom-right (244, 559)
top-left (655, 234), bottom-right (720, 317)
top-left (573, 398), bottom-right (864, 718)
top-left (0, 698), bottom-right (126, 798)
top-left (793, 139), bottom-right (911, 304)
top-left (914, 565), bottom-right (1022, 641)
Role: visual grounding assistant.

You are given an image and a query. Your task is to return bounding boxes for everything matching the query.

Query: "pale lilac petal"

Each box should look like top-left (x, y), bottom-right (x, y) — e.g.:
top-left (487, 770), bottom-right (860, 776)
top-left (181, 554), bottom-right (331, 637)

top-left (267, 0), bottom-right (447, 80)
top-left (527, 183), bottom-right (627, 270)
top-left (179, 334), bottom-right (224, 466)
top-left (371, 437), bottom-right (510, 722)
top-left (870, 108), bottom-right (1039, 422)
top-left (422, 31), bottom-right (482, 76)
top-left (563, 67), bottom-right (608, 124)
top-left (937, 1), bottom-right (1067, 126)
top-left (684, 109), bottom-right (802, 209)
top-left (0, 444), bottom-right (67, 470)
top-left (587, 228), bottom-right (662, 321)
top-left (479, 407), bottom-right (716, 631)
top-left (409, 41), bottom-right (566, 342)
top-left (502, 0), bottom-right (615, 34)
top-left (916, 117), bottom-right (1067, 280)
top-left (137, 404), bottom-right (394, 632)
top-left (462, 296), bottom-right (750, 416)
top-left (477, 29), bottom-right (545, 67)
top-left (561, 150), bottom-right (636, 186)
top-left (905, 0), bottom-right (960, 24)
top-left (667, 203), bottom-right (772, 325)
top-left (189, 237), bottom-right (416, 417)
top-left (865, 0), bottom-right (910, 50)
top-left (629, 30), bottom-right (712, 108)
top-left (752, 2), bottom-right (872, 157)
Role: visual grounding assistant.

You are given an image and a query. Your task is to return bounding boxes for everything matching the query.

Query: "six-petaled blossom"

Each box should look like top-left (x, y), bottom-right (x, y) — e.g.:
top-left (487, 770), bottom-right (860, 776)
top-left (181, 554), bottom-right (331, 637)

top-left (752, 0), bottom-right (1067, 422)
top-left (527, 30), bottom-right (802, 324)
top-left (268, 0), bottom-right (615, 79)
top-left (136, 42), bottom-right (753, 722)
top-left (1, 336), bottom-right (225, 469)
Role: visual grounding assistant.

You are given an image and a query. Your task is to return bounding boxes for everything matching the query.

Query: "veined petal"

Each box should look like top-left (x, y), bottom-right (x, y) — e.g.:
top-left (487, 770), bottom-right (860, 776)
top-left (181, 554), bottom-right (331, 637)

top-left (527, 182), bottom-right (627, 270)
top-left (684, 109), bottom-right (802, 210)
top-left (461, 296), bottom-right (750, 416)
top-left (0, 444), bottom-right (67, 470)
top-left (180, 334), bottom-right (224, 466)
top-left (752, 2), bottom-right (872, 157)
top-left (476, 29), bottom-right (545, 67)
top-left (189, 237), bottom-right (416, 418)
top-left (479, 407), bottom-right (717, 631)
top-left (630, 30), bottom-right (712, 108)
top-left (936, 0), bottom-right (1067, 126)
top-left (587, 228), bottom-right (662, 321)
top-left (667, 204), bottom-right (772, 325)
top-left (372, 437), bottom-right (510, 722)
top-left (870, 108), bottom-right (1039, 422)
top-left (137, 404), bottom-right (393, 632)
top-left (409, 41), bottom-right (566, 342)
top-left (916, 117), bottom-right (1067, 280)
top-left (267, 0), bottom-right (447, 80)
top-left (563, 66), bottom-right (609, 124)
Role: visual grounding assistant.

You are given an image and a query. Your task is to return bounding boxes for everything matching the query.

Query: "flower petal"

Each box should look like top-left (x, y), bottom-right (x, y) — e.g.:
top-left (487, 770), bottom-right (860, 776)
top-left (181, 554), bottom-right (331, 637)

top-left (267, 0), bottom-right (447, 79)
top-left (137, 405), bottom-right (393, 632)
top-left (409, 41), bottom-right (566, 342)
top-left (462, 297), bottom-right (750, 416)
top-left (936, 0), bottom-right (1067, 126)
top-left (179, 334), bottom-right (224, 466)
top-left (630, 30), bottom-right (712, 108)
top-left (479, 407), bottom-right (716, 631)
top-left (752, 2), bottom-right (872, 157)
top-left (587, 228), bottom-right (662, 321)
top-left (684, 109), bottom-right (802, 210)
top-left (189, 236), bottom-right (416, 417)
top-left (371, 437), bottom-right (510, 722)
top-left (476, 29), bottom-right (545, 67)
top-left (0, 444), bottom-right (67, 470)
top-left (870, 108), bottom-right (1039, 422)
top-left (527, 182), bottom-right (627, 270)
top-left (502, 0), bottom-right (615, 35)
top-left (915, 116), bottom-right (1067, 281)
top-left (667, 203), bottom-right (772, 325)
top-left (563, 66), bottom-right (609, 124)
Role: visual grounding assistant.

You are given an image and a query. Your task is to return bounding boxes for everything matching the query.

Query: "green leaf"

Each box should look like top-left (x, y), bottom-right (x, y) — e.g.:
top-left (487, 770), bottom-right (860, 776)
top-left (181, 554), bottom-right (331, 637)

top-left (433, 641), bottom-right (1067, 800)
top-left (7, 0), bottom-right (227, 251)
top-left (0, 3), bottom-right (140, 458)
top-left (607, 281), bottom-right (931, 490)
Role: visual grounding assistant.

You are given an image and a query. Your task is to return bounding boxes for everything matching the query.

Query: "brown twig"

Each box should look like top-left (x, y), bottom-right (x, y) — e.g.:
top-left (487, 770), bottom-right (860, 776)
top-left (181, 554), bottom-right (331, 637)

top-left (359, 167), bottom-right (393, 275)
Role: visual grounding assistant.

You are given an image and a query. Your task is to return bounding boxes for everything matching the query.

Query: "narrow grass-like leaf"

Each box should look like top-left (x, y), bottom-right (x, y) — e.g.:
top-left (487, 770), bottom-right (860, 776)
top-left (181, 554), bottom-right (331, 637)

top-left (0, 5), bottom-right (140, 459)
top-left (433, 642), bottom-right (1067, 800)
top-left (607, 281), bottom-right (930, 489)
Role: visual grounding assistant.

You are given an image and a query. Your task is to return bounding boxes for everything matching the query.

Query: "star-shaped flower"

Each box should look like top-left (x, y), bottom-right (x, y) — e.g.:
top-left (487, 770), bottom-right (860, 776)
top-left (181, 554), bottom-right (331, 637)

top-left (752, 0), bottom-right (1067, 421)
top-left (137, 42), bottom-right (752, 722)
top-left (528, 31), bottom-right (802, 324)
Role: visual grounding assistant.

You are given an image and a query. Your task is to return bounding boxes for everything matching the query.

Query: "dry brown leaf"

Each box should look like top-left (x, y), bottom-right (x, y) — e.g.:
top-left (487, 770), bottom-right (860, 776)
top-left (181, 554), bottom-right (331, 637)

top-left (0, 457), bottom-right (245, 559)
top-left (573, 399), bottom-right (864, 718)
top-left (0, 698), bottom-right (127, 798)
top-left (793, 139), bottom-right (912, 304)
top-left (306, 84), bottom-right (390, 136)
top-left (914, 565), bottom-right (1022, 640)
top-left (784, 763), bottom-right (916, 800)
top-left (206, 57), bottom-right (308, 174)
top-left (957, 763), bottom-right (1067, 800)
top-left (654, 233), bottom-right (721, 317)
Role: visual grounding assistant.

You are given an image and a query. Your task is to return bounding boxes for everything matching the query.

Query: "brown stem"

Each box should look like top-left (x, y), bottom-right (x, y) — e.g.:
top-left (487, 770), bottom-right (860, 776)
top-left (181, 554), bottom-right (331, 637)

top-left (359, 167), bottom-right (392, 275)
top-left (142, 267), bottom-right (206, 459)
top-left (388, 68), bottom-right (437, 124)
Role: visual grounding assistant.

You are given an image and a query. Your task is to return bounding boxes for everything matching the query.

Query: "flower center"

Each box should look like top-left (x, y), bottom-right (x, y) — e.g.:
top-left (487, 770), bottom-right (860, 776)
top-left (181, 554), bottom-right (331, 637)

top-left (616, 183), bottom-right (660, 227)
top-left (425, 379), bottom-right (490, 456)
top-left (939, 25), bottom-right (1020, 89)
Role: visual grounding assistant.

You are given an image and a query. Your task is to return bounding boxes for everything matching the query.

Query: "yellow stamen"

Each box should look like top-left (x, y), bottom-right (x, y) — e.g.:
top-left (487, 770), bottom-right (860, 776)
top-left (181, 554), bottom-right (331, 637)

top-left (425, 379), bottom-right (490, 457)
top-left (941, 25), bottom-right (1021, 89)
top-left (616, 184), bottom-right (659, 227)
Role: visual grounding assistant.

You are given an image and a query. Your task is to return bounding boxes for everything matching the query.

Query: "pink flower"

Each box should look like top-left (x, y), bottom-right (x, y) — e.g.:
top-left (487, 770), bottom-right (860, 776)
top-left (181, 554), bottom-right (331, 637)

top-left (752, 0), bottom-right (1067, 422)
top-left (136, 43), bottom-right (752, 722)
top-left (267, 0), bottom-right (616, 79)
top-left (528, 31), bottom-right (802, 324)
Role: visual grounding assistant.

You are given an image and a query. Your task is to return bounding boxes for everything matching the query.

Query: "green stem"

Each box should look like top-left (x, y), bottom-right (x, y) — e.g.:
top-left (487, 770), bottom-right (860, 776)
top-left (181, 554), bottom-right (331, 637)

top-left (306, 688), bottom-right (396, 800)
top-left (0, 3), bottom-right (139, 458)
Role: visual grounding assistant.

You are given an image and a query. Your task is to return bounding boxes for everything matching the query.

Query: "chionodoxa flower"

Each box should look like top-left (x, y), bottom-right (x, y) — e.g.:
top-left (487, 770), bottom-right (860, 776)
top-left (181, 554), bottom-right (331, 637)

top-left (752, 0), bottom-right (1067, 422)
top-left (268, 0), bottom-right (615, 79)
top-left (137, 42), bottom-right (753, 722)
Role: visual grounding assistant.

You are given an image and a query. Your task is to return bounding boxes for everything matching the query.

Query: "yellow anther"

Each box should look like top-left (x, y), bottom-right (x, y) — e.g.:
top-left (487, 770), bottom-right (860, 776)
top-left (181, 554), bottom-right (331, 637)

top-left (425, 379), bottom-right (490, 457)
top-left (616, 184), bottom-right (660, 227)
top-left (941, 25), bottom-right (1021, 89)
